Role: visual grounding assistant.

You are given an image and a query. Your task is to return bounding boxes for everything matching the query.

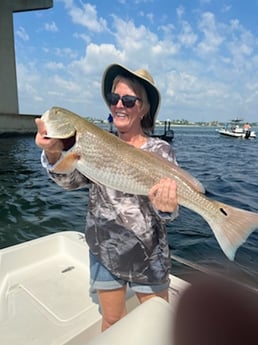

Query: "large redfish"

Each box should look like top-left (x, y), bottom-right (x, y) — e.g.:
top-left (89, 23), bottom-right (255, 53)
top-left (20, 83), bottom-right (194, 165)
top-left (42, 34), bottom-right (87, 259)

top-left (41, 106), bottom-right (258, 261)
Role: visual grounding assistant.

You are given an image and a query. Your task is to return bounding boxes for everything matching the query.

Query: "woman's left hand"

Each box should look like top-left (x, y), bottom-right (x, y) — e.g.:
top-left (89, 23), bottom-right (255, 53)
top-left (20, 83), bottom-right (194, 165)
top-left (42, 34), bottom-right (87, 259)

top-left (148, 178), bottom-right (178, 213)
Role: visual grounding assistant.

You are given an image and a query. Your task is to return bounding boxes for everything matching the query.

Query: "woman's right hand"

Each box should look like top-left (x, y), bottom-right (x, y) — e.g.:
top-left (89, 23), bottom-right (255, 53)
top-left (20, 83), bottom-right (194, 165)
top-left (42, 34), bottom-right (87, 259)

top-left (35, 118), bottom-right (64, 164)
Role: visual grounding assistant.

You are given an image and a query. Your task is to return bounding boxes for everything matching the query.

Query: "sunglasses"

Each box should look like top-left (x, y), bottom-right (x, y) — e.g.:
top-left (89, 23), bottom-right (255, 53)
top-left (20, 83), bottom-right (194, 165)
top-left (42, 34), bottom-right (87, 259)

top-left (107, 93), bottom-right (142, 108)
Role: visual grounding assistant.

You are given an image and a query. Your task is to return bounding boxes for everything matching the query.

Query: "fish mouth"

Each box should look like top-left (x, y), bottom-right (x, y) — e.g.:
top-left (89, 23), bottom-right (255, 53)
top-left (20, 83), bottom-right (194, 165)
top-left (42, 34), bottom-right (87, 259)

top-left (44, 133), bottom-right (76, 151)
top-left (61, 134), bottom-right (76, 151)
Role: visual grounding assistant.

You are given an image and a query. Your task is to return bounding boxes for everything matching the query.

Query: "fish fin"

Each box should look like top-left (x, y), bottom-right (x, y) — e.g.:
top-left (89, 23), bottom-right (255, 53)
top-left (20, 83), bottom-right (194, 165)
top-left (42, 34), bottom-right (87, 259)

top-left (51, 152), bottom-right (80, 174)
top-left (207, 201), bottom-right (258, 261)
top-left (173, 165), bottom-right (205, 193)
top-left (145, 151), bottom-right (205, 193)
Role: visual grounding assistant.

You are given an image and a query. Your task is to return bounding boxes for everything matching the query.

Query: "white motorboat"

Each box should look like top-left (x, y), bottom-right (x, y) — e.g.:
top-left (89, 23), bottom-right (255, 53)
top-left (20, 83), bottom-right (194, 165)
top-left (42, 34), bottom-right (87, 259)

top-left (218, 119), bottom-right (256, 139)
top-left (0, 231), bottom-right (189, 345)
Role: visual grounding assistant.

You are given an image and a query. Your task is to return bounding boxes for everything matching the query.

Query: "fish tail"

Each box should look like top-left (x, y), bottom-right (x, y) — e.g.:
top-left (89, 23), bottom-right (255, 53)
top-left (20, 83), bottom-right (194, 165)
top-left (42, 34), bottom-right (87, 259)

top-left (206, 201), bottom-right (258, 261)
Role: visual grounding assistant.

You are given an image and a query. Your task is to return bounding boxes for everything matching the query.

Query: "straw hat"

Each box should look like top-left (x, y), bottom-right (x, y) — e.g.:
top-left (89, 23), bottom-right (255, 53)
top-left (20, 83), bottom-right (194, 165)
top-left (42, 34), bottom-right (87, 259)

top-left (102, 63), bottom-right (161, 131)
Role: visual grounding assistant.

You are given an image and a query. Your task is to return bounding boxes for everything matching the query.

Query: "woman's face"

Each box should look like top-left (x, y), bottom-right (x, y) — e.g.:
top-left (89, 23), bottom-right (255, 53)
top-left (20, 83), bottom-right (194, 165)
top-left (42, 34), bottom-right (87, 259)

top-left (110, 79), bottom-right (145, 134)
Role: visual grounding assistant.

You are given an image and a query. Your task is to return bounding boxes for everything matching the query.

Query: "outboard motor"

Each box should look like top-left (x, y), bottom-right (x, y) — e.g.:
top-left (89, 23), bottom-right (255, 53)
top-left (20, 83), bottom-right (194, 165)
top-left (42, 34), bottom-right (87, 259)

top-left (245, 130), bottom-right (251, 139)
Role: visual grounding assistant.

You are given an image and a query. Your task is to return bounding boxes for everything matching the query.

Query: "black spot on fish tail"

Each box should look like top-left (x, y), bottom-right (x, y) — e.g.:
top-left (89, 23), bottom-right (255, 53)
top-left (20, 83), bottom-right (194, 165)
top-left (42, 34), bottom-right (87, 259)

top-left (220, 208), bottom-right (228, 216)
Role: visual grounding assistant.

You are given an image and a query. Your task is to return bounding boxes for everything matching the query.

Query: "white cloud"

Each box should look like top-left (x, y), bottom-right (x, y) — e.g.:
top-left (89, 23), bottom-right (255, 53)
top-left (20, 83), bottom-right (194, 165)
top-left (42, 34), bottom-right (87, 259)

top-left (54, 47), bottom-right (78, 59)
top-left (14, 1), bottom-right (258, 121)
top-left (178, 21), bottom-right (198, 47)
top-left (176, 5), bottom-right (185, 19)
top-left (45, 61), bottom-right (65, 70)
top-left (221, 5), bottom-right (231, 13)
top-left (16, 27), bottom-right (29, 41)
top-left (45, 21), bottom-right (59, 32)
top-left (197, 12), bottom-right (224, 54)
top-left (53, 75), bottom-right (79, 92)
top-left (66, 2), bottom-right (107, 32)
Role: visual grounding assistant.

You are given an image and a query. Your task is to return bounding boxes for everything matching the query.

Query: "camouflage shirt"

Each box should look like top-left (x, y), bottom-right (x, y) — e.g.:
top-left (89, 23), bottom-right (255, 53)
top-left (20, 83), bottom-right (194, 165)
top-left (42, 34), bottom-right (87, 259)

top-left (42, 137), bottom-right (178, 284)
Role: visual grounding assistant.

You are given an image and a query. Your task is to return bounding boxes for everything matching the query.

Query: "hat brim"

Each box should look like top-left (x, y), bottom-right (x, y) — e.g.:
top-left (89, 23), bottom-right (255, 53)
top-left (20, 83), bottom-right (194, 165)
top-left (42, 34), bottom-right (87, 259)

top-left (102, 64), bottom-right (160, 130)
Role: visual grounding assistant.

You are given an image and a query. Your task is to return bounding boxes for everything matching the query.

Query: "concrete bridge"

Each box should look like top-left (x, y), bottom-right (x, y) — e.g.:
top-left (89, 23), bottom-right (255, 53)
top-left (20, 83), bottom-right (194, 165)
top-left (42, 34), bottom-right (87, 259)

top-left (0, 0), bottom-right (53, 136)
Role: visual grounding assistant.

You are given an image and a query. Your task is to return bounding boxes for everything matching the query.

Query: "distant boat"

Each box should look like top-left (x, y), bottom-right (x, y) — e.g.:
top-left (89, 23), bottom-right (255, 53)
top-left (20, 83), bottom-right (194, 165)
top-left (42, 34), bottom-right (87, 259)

top-left (217, 119), bottom-right (256, 139)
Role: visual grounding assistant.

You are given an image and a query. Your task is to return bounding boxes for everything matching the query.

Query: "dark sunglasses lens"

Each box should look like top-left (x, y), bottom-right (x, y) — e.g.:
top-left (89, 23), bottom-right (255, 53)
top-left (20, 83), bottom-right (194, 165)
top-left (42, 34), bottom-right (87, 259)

top-left (122, 96), bottom-right (137, 108)
top-left (107, 93), bottom-right (139, 108)
top-left (107, 93), bottom-right (120, 105)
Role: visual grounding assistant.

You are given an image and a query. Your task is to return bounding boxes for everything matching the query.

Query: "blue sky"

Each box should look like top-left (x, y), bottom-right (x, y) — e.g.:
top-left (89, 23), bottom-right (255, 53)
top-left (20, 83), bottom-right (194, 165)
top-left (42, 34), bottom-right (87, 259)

top-left (13, 0), bottom-right (258, 122)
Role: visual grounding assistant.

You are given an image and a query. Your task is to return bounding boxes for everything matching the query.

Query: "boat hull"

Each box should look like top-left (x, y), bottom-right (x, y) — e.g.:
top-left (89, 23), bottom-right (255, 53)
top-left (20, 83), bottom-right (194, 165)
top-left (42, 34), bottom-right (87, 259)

top-left (218, 129), bottom-right (256, 139)
top-left (0, 231), bottom-right (188, 345)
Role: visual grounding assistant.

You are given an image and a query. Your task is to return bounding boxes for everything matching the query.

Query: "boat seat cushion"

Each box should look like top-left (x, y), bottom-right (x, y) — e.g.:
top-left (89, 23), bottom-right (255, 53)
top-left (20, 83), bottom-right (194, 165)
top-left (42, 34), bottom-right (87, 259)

top-left (87, 296), bottom-right (173, 345)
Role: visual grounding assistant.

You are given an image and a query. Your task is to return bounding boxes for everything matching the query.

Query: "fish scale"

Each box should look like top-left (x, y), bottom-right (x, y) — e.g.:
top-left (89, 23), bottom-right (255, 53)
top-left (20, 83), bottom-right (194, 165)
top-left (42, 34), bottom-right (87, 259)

top-left (41, 106), bottom-right (258, 261)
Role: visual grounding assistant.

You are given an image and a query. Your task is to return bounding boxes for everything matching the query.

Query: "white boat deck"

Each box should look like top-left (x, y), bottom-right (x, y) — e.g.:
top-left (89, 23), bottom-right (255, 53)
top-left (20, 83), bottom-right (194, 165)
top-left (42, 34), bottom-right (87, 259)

top-left (0, 231), bottom-right (189, 345)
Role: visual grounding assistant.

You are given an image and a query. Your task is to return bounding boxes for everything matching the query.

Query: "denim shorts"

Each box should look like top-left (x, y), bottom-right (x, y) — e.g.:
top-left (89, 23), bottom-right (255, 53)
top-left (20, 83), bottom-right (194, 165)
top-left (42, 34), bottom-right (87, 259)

top-left (89, 251), bottom-right (170, 294)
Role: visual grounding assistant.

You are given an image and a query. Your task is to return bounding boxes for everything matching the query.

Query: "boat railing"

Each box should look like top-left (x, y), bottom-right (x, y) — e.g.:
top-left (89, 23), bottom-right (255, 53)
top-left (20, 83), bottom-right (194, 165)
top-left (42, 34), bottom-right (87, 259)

top-left (170, 253), bottom-right (258, 294)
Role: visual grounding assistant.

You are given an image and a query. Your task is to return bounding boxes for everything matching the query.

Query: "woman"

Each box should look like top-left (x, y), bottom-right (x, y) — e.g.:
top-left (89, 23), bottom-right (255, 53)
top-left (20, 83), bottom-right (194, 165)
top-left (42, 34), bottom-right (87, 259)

top-left (35, 63), bottom-right (178, 331)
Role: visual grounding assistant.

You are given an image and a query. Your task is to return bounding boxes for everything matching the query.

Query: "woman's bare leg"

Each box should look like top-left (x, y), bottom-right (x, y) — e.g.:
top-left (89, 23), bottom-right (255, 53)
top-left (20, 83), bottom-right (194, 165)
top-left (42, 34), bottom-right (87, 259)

top-left (97, 285), bottom-right (127, 331)
top-left (136, 288), bottom-right (169, 304)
